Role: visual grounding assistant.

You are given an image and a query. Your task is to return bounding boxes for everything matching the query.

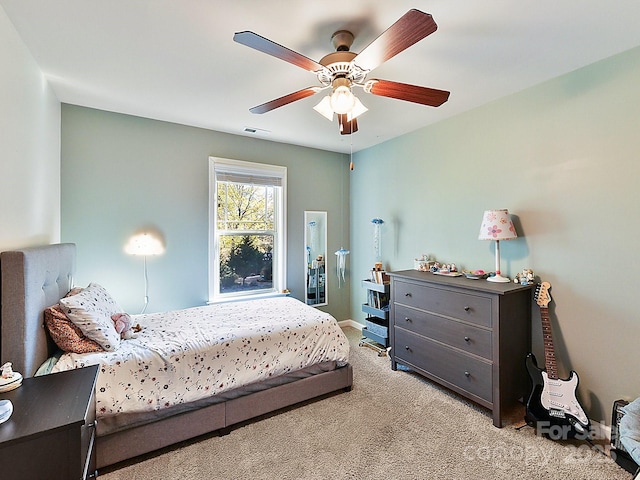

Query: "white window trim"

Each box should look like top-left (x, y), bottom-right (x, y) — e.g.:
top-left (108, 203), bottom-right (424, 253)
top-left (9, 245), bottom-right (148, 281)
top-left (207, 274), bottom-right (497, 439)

top-left (208, 157), bottom-right (287, 303)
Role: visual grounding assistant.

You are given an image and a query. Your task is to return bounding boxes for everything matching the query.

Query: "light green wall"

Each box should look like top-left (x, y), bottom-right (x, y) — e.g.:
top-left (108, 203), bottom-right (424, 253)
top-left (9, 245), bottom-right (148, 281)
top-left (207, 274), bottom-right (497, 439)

top-left (60, 105), bottom-right (351, 320)
top-left (349, 46), bottom-right (640, 422)
top-left (0, 6), bottom-right (60, 250)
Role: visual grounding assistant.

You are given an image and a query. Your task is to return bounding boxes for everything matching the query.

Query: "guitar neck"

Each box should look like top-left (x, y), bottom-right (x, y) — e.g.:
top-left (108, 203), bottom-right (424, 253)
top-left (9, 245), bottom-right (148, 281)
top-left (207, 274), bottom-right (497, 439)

top-left (540, 306), bottom-right (558, 380)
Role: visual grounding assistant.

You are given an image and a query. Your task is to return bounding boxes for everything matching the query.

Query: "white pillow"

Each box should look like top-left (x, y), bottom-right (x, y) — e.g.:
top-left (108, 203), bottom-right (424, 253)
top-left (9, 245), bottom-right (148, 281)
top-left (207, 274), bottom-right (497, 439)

top-left (59, 283), bottom-right (122, 351)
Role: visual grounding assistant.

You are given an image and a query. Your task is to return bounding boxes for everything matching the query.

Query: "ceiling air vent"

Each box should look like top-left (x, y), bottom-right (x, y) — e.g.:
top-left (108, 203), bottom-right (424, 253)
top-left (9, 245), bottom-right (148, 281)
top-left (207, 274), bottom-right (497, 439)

top-left (243, 127), bottom-right (270, 136)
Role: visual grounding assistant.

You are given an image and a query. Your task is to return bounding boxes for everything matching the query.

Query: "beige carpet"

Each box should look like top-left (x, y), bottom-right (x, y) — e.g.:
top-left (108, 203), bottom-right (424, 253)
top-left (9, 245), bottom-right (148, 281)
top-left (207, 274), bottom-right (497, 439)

top-left (101, 327), bottom-right (630, 480)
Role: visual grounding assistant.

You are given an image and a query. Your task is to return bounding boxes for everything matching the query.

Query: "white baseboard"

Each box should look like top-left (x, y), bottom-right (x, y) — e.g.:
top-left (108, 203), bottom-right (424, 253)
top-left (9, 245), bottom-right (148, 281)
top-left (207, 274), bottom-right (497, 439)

top-left (338, 319), bottom-right (363, 330)
top-left (593, 419), bottom-right (612, 446)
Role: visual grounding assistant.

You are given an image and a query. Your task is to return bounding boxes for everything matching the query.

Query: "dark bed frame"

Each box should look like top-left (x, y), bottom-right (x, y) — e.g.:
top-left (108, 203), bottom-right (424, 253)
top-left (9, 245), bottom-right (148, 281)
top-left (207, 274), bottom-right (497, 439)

top-left (0, 243), bottom-right (353, 469)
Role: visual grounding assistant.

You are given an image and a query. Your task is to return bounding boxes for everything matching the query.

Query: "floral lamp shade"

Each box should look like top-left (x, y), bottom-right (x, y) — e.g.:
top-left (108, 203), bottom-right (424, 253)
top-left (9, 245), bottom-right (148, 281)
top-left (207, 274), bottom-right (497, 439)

top-left (478, 209), bottom-right (517, 282)
top-left (478, 209), bottom-right (517, 241)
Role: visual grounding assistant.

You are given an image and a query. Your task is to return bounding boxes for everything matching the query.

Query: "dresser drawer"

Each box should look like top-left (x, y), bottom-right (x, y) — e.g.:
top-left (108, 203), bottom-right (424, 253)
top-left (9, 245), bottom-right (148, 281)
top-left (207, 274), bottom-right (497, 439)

top-left (394, 328), bottom-right (492, 402)
top-left (394, 304), bottom-right (492, 359)
top-left (394, 280), bottom-right (492, 327)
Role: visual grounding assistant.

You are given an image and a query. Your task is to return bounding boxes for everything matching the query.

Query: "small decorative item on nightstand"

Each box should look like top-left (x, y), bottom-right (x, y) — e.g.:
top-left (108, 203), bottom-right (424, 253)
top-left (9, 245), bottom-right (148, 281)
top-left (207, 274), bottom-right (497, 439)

top-left (0, 363), bottom-right (22, 393)
top-left (0, 400), bottom-right (13, 424)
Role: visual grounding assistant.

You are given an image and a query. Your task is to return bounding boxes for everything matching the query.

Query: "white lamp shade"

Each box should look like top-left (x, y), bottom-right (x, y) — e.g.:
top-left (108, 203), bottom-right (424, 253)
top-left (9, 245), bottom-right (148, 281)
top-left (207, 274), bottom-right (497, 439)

top-left (347, 97), bottom-right (368, 121)
top-left (315, 93), bottom-right (368, 124)
top-left (478, 209), bottom-right (517, 241)
top-left (313, 96), bottom-right (334, 121)
top-left (125, 233), bottom-right (165, 256)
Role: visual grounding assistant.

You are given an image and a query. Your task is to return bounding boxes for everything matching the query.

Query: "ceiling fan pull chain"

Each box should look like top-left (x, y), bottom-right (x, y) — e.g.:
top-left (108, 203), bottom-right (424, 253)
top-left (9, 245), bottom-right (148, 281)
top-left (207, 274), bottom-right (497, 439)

top-left (349, 139), bottom-right (354, 171)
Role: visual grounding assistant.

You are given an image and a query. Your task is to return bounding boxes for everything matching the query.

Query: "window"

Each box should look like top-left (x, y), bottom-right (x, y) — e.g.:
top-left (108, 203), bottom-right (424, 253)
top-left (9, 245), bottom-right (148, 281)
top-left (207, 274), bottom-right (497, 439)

top-left (209, 157), bottom-right (287, 302)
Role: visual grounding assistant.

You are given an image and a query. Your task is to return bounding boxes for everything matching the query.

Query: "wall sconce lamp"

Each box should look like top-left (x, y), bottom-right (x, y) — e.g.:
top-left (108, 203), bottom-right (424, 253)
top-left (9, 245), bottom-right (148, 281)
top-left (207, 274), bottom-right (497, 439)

top-left (478, 209), bottom-right (518, 283)
top-left (124, 232), bottom-right (165, 313)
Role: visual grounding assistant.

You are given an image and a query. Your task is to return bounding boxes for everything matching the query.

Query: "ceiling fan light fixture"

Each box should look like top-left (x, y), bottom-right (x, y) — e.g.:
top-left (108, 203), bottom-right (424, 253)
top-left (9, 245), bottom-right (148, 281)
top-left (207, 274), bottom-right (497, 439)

top-left (313, 96), bottom-right (334, 121)
top-left (330, 86), bottom-right (355, 114)
top-left (329, 78), bottom-right (356, 114)
top-left (347, 96), bottom-right (368, 121)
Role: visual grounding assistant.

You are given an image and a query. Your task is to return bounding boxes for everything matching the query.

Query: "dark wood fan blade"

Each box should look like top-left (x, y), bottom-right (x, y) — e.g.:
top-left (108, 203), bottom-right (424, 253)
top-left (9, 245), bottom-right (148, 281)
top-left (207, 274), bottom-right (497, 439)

top-left (367, 79), bottom-right (450, 107)
top-left (338, 114), bottom-right (358, 135)
top-left (234, 31), bottom-right (324, 72)
top-left (249, 87), bottom-right (320, 114)
top-left (353, 9), bottom-right (437, 72)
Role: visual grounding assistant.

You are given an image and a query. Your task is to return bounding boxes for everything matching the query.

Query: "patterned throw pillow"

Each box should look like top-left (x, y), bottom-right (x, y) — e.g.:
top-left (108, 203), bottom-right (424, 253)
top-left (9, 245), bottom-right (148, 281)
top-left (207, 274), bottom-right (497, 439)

top-left (59, 283), bottom-right (122, 351)
top-left (44, 304), bottom-right (104, 354)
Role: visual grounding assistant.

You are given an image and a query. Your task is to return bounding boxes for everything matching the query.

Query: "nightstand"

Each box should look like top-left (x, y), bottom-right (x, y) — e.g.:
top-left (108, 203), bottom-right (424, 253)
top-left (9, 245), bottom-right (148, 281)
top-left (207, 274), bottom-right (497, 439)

top-left (0, 365), bottom-right (99, 479)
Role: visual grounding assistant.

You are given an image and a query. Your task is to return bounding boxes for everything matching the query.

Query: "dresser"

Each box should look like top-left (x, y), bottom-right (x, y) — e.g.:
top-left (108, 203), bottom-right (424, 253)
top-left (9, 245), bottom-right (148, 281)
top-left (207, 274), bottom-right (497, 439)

top-left (388, 270), bottom-right (532, 427)
top-left (0, 365), bottom-right (99, 479)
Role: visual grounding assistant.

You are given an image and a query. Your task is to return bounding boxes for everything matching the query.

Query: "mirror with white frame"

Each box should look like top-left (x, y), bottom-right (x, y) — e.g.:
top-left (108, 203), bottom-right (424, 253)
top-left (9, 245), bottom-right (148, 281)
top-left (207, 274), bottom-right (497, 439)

top-left (304, 211), bottom-right (327, 306)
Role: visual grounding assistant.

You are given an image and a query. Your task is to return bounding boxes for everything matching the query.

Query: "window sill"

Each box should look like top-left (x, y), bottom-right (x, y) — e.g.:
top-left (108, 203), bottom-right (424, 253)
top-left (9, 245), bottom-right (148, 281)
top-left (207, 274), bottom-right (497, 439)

top-left (207, 290), bottom-right (290, 305)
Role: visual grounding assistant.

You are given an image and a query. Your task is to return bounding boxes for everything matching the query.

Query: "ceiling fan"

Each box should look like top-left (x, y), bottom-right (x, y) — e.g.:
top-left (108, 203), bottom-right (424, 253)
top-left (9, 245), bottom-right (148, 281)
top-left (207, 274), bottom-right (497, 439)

top-left (233, 9), bottom-right (450, 135)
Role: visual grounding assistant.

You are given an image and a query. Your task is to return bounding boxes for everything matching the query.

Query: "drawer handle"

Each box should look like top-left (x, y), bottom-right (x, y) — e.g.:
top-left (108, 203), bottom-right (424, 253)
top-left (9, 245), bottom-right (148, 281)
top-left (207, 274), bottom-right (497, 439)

top-left (464, 306), bottom-right (471, 312)
top-left (405, 345), bottom-right (411, 352)
top-left (87, 470), bottom-right (98, 479)
top-left (464, 336), bottom-right (470, 342)
top-left (404, 317), bottom-right (412, 323)
top-left (464, 371), bottom-right (471, 377)
top-left (404, 292), bottom-right (412, 297)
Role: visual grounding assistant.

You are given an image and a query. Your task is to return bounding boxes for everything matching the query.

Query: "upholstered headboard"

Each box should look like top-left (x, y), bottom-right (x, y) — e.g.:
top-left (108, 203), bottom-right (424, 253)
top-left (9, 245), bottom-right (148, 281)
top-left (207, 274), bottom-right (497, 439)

top-left (0, 243), bottom-right (76, 377)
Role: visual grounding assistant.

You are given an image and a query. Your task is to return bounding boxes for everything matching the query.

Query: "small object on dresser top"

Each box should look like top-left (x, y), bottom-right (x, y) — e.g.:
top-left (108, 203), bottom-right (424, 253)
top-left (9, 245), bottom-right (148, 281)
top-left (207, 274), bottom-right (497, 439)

top-left (0, 399), bottom-right (13, 424)
top-left (433, 270), bottom-right (463, 277)
top-left (463, 270), bottom-right (489, 280)
top-left (513, 268), bottom-right (535, 285)
top-left (1, 362), bottom-right (13, 378)
top-left (414, 254), bottom-right (434, 271)
top-left (0, 362), bottom-right (23, 393)
top-left (429, 262), bottom-right (461, 276)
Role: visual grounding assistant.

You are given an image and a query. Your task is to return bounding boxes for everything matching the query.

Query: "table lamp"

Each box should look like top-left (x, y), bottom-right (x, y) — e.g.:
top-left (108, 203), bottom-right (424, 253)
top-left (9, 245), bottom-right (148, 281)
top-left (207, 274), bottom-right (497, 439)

top-left (478, 209), bottom-right (517, 283)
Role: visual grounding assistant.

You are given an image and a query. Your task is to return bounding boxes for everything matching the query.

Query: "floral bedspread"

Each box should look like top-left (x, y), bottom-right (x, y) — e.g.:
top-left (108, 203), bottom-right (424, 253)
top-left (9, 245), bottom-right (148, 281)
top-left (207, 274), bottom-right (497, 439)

top-left (52, 297), bottom-right (349, 419)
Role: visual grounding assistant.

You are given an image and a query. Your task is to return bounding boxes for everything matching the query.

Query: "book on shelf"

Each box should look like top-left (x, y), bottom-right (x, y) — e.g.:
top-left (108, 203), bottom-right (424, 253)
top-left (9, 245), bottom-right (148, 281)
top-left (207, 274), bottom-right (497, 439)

top-left (366, 289), bottom-right (389, 310)
top-left (369, 269), bottom-right (390, 284)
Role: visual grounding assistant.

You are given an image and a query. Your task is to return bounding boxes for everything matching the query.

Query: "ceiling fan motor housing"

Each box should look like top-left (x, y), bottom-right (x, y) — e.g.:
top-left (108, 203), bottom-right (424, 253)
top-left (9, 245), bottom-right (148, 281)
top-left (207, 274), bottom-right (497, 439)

top-left (317, 51), bottom-right (366, 86)
top-left (331, 30), bottom-right (354, 51)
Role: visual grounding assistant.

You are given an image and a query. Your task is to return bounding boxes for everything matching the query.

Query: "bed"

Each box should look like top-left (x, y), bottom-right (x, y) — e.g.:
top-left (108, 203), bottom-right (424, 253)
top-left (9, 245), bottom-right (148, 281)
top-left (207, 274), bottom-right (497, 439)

top-left (0, 243), bottom-right (353, 469)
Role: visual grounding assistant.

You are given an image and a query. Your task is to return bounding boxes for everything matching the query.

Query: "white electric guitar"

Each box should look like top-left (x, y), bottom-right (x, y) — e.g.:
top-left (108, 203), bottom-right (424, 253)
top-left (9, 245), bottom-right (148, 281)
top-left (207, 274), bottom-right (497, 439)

top-left (525, 282), bottom-right (590, 436)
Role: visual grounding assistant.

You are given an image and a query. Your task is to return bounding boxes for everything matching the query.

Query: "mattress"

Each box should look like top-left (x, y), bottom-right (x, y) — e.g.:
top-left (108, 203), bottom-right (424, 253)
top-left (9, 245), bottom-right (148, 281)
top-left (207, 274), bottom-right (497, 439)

top-left (52, 296), bottom-right (349, 431)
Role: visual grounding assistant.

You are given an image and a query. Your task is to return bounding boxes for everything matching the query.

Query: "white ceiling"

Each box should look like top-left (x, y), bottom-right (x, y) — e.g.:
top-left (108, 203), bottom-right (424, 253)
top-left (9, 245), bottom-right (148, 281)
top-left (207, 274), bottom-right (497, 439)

top-left (2, 1), bottom-right (640, 153)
